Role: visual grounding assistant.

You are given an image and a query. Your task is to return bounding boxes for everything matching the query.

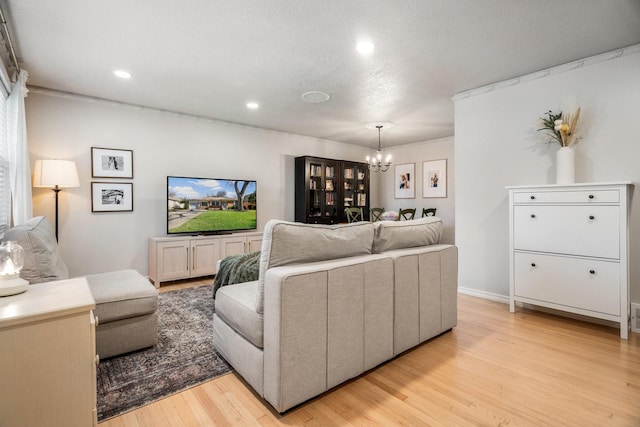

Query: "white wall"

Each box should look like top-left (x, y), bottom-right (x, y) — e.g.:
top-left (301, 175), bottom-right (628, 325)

top-left (26, 92), bottom-right (368, 277)
top-left (454, 47), bottom-right (640, 304)
top-left (371, 136), bottom-right (455, 244)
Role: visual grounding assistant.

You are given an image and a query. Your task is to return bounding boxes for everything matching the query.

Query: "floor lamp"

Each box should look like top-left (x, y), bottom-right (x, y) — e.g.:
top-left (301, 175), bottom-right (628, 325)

top-left (33, 159), bottom-right (80, 241)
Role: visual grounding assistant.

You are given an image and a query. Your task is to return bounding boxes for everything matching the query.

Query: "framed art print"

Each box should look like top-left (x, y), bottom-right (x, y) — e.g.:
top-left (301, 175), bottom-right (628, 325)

top-left (394, 163), bottom-right (415, 199)
top-left (92, 182), bottom-right (133, 212)
top-left (91, 147), bottom-right (133, 178)
top-left (423, 159), bottom-right (447, 198)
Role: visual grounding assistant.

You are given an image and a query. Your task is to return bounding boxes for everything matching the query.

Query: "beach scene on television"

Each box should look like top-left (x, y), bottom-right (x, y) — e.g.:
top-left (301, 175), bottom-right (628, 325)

top-left (167, 177), bottom-right (257, 234)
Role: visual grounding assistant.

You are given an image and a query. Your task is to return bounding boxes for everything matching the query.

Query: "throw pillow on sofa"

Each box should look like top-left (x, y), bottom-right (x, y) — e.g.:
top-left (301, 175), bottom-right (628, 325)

top-left (372, 217), bottom-right (443, 253)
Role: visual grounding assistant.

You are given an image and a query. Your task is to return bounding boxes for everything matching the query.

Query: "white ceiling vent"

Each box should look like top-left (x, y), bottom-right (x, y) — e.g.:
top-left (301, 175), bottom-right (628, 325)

top-left (301, 91), bottom-right (331, 103)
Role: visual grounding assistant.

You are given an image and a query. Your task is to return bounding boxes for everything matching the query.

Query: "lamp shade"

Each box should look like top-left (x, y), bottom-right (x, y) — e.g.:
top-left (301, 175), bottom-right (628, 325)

top-left (33, 159), bottom-right (80, 188)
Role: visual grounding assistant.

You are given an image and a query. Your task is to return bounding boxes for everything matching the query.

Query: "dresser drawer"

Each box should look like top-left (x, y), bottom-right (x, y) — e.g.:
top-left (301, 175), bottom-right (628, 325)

top-left (512, 189), bottom-right (620, 204)
top-left (513, 205), bottom-right (620, 259)
top-left (514, 252), bottom-right (620, 316)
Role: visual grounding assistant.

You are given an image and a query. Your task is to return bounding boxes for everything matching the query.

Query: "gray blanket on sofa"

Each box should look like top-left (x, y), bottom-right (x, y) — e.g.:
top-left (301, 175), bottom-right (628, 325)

top-left (212, 251), bottom-right (261, 298)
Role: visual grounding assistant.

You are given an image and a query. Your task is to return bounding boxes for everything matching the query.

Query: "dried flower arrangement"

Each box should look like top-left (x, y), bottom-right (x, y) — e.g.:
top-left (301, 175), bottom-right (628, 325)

top-left (538, 107), bottom-right (581, 147)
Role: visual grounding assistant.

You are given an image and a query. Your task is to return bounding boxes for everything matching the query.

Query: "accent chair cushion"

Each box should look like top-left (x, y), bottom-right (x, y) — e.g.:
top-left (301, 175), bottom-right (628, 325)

top-left (373, 217), bottom-right (443, 253)
top-left (3, 216), bottom-right (69, 284)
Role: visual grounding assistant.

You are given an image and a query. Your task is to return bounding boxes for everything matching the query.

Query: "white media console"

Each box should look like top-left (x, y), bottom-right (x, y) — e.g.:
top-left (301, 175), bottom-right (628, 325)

top-left (149, 231), bottom-right (263, 287)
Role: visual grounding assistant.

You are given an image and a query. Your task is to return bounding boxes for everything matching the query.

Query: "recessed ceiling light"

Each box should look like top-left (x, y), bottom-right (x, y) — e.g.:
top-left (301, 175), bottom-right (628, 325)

top-left (113, 70), bottom-right (132, 79)
top-left (356, 40), bottom-right (375, 55)
top-left (246, 102), bottom-right (259, 109)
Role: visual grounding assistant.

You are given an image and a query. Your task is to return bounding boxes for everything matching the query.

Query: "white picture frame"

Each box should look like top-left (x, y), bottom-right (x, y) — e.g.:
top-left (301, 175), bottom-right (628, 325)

top-left (423, 159), bottom-right (447, 198)
top-left (394, 163), bottom-right (415, 199)
top-left (91, 147), bottom-right (133, 178)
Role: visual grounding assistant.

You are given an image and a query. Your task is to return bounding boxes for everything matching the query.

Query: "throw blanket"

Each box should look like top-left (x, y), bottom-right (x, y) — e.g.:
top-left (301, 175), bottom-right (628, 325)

top-left (212, 251), bottom-right (261, 298)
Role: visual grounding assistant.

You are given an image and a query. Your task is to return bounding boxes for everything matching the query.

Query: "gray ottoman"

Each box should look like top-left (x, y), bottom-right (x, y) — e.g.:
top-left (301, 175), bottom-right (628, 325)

top-left (85, 269), bottom-right (159, 359)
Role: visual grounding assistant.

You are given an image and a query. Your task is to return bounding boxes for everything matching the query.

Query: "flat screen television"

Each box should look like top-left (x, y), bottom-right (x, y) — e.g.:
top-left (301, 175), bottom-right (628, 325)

top-left (167, 176), bottom-right (257, 235)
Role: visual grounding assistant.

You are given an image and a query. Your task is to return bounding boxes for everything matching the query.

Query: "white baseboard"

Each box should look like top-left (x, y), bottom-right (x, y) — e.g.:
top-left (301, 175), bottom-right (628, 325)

top-left (458, 286), bottom-right (638, 334)
top-left (458, 286), bottom-right (509, 304)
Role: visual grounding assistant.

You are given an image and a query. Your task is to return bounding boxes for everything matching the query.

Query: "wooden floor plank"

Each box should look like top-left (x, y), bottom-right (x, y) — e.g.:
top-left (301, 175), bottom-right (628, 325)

top-left (101, 289), bottom-right (640, 426)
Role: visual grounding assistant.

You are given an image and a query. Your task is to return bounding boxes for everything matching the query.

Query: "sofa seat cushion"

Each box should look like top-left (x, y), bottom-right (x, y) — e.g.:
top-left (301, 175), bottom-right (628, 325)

top-left (85, 269), bottom-right (158, 323)
top-left (215, 280), bottom-right (264, 348)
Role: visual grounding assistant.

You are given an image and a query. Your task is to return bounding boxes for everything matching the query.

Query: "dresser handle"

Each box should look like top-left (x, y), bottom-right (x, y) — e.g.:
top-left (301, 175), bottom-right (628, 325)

top-left (588, 194), bottom-right (594, 199)
top-left (530, 214), bottom-right (536, 219)
top-left (589, 215), bottom-right (595, 220)
top-left (531, 263), bottom-right (536, 267)
top-left (95, 354), bottom-right (100, 366)
top-left (589, 269), bottom-right (595, 275)
top-left (530, 195), bottom-right (536, 200)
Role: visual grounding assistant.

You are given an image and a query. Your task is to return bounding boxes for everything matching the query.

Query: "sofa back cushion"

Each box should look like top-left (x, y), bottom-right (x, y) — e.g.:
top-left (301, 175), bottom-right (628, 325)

top-left (2, 216), bottom-right (69, 284)
top-left (372, 217), bottom-right (443, 253)
top-left (255, 220), bottom-right (374, 313)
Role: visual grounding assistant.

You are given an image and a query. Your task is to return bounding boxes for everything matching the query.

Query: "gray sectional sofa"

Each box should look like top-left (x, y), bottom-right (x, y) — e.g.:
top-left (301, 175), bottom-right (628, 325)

top-left (213, 217), bottom-right (458, 412)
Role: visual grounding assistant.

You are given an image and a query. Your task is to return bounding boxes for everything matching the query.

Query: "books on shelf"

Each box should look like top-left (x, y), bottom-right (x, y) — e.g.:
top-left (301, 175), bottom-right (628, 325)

top-left (357, 193), bottom-right (366, 206)
top-left (325, 166), bottom-right (335, 178)
top-left (344, 168), bottom-right (354, 179)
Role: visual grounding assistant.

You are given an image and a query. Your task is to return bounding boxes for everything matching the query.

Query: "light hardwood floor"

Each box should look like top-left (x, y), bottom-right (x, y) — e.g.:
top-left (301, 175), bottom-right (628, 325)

top-left (101, 280), bottom-right (640, 426)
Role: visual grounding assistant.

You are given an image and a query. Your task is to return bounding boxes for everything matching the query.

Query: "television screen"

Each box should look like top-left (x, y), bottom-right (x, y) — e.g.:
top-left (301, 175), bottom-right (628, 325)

top-left (167, 176), bottom-right (257, 235)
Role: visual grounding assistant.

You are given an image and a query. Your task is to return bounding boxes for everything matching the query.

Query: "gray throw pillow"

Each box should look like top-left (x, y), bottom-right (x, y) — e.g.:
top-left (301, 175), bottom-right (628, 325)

top-left (372, 217), bottom-right (443, 253)
top-left (2, 216), bottom-right (69, 284)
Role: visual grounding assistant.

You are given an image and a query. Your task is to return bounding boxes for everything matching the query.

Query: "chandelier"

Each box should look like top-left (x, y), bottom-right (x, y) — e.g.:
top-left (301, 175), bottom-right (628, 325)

top-left (366, 124), bottom-right (392, 172)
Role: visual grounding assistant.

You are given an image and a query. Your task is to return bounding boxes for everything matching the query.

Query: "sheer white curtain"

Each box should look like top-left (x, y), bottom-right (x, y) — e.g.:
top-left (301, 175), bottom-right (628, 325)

top-left (7, 69), bottom-right (32, 225)
top-left (0, 73), bottom-right (9, 228)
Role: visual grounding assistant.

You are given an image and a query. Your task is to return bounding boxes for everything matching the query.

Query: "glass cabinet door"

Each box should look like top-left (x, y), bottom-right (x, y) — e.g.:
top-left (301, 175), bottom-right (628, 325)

top-left (340, 161), bottom-right (369, 222)
top-left (306, 158), bottom-right (339, 223)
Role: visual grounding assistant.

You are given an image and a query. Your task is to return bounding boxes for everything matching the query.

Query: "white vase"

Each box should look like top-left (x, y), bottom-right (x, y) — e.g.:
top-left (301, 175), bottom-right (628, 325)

top-left (556, 146), bottom-right (575, 184)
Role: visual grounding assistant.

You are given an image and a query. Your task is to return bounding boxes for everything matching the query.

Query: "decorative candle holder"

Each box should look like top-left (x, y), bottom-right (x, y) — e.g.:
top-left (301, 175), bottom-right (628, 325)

top-left (0, 240), bottom-right (28, 296)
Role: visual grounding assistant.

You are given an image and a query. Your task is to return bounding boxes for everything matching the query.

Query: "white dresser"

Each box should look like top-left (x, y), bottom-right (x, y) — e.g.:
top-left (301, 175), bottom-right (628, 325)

top-left (0, 278), bottom-right (98, 426)
top-left (507, 182), bottom-right (633, 339)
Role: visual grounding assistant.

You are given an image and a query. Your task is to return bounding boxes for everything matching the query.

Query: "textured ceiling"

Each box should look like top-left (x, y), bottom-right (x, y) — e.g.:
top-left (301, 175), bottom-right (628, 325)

top-left (2, 0), bottom-right (640, 148)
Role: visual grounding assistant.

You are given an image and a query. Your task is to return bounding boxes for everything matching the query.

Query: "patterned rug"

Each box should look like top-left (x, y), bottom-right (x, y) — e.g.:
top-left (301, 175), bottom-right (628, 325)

top-left (96, 284), bottom-right (232, 421)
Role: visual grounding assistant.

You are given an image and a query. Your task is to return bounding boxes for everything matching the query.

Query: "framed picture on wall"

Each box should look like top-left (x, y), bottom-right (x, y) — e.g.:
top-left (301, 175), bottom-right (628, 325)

top-left (91, 147), bottom-right (133, 178)
top-left (423, 159), bottom-right (447, 198)
top-left (92, 182), bottom-right (133, 212)
top-left (394, 163), bottom-right (415, 199)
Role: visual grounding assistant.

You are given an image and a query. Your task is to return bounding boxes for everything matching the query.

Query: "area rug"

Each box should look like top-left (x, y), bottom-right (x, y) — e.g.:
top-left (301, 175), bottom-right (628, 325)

top-left (96, 284), bottom-right (232, 421)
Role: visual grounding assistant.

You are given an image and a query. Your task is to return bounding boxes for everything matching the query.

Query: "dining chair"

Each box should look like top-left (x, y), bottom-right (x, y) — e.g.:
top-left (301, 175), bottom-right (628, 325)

top-left (344, 207), bottom-right (363, 223)
top-left (422, 208), bottom-right (437, 217)
top-left (397, 208), bottom-right (416, 221)
top-left (370, 207), bottom-right (384, 222)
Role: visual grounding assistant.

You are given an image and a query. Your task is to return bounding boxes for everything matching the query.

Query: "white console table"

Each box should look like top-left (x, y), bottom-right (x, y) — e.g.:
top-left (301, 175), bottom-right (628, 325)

top-left (0, 278), bottom-right (98, 426)
top-left (507, 182), bottom-right (633, 339)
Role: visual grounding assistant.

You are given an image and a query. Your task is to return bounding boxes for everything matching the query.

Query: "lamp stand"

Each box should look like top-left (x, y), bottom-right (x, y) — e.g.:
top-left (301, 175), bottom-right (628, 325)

top-left (52, 186), bottom-right (61, 241)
